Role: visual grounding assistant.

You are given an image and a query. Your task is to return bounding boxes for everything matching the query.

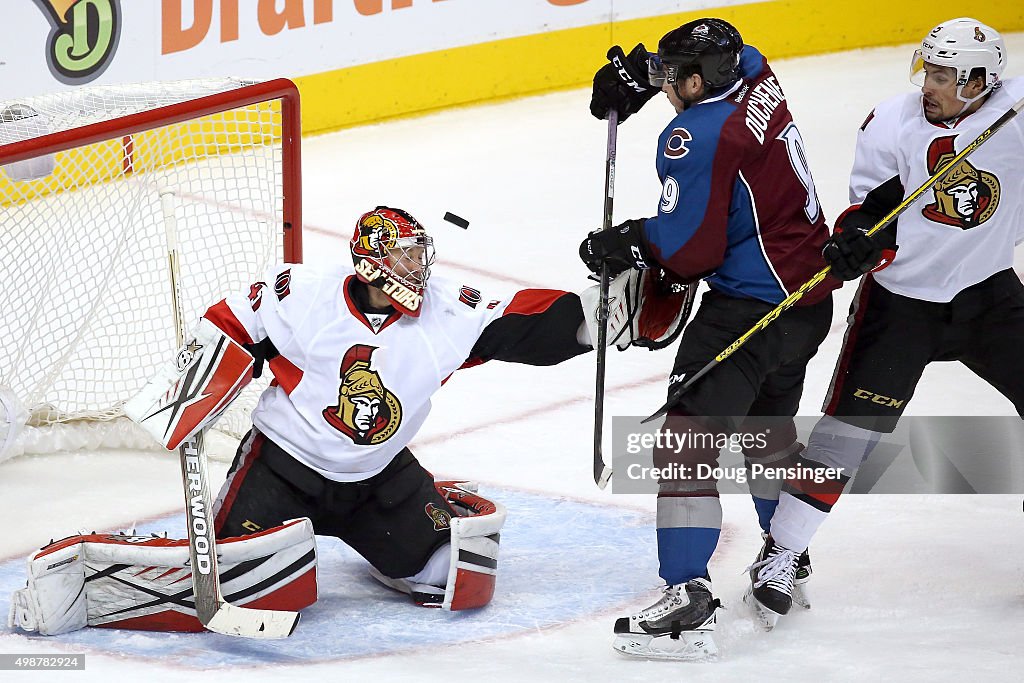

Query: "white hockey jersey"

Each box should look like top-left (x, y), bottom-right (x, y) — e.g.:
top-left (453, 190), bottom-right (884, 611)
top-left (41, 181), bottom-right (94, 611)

top-left (849, 77), bottom-right (1024, 302)
top-left (204, 263), bottom-right (587, 482)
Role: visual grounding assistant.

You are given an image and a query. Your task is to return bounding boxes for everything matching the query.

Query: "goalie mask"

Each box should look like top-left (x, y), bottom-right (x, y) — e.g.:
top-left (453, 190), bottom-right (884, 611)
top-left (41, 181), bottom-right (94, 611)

top-left (351, 206), bottom-right (436, 316)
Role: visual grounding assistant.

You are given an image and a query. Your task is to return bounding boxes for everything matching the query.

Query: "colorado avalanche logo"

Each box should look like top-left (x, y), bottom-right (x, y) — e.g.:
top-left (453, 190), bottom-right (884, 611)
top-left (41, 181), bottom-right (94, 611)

top-left (323, 345), bottom-right (402, 445)
top-left (664, 127), bottom-right (692, 159)
top-left (921, 135), bottom-right (1000, 229)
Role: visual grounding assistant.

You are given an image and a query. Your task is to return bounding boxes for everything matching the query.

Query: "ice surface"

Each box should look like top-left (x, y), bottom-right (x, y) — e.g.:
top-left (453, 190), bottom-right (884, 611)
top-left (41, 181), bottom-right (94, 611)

top-left (1, 35), bottom-right (1023, 682)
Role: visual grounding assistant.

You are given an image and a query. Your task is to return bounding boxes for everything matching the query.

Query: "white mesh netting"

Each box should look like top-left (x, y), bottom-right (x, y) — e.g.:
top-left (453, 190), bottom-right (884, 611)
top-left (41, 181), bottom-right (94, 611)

top-left (0, 78), bottom-right (297, 463)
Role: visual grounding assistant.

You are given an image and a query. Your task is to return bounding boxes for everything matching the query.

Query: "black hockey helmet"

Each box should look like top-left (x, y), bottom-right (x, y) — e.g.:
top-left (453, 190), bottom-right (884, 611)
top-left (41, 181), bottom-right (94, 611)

top-left (650, 18), bottom-right (744, 90)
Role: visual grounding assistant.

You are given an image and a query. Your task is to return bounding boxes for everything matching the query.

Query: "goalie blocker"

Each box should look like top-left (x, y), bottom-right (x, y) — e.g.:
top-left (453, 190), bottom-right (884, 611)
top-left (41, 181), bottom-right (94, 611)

top-left (9, 518), bottom-right (317, 636)
top-left (125, 318), bottom-right (256, 451)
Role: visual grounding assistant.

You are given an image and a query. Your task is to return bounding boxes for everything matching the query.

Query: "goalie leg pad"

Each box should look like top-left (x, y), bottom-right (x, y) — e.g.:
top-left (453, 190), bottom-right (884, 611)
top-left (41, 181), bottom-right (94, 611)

top-left (9, 518), bottom-right (317, 635)
top-left (124, 318), bottom-right (255, 450)
top-left (8, 538), bottom-right (87, 636)
top-left (366, 482), bottom-right (506, 611)
top-left (436, 481), bottom-right (506, 611)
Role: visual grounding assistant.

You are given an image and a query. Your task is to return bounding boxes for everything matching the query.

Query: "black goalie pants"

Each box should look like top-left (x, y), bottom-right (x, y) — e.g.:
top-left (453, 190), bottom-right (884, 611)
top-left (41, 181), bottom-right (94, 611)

top-left (212, 429), bottom-right (454, 579)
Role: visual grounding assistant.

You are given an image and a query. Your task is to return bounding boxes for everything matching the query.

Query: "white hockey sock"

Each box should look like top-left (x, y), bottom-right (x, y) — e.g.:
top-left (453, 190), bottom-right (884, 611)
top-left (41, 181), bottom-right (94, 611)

top-left (769, 492), bottom-right (828, 552)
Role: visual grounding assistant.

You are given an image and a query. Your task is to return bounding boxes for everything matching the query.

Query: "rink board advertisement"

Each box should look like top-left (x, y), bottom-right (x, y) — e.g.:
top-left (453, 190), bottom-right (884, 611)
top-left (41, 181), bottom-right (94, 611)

top-left (2, 1), bottom-right (1024, 132)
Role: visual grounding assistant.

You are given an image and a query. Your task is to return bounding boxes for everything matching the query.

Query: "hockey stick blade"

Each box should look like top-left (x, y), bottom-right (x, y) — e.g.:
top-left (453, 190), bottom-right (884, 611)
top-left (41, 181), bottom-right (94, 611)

top-left (595, 464), bottom-right (612, 490)
top-left (204, 602), bottom-right (300, 639)
top-left (181, 433), bottom-right (302, 639)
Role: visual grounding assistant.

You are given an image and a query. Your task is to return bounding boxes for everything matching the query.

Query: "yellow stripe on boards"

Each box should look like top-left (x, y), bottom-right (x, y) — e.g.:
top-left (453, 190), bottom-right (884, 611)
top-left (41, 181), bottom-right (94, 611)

top-left (293, 0), bottom-right (1024, 135)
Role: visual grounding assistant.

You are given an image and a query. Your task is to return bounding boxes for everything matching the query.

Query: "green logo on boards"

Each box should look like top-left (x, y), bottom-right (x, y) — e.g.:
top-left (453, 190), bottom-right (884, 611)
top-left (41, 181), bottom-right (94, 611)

top-left (32, 0), bottom-right (121, 84)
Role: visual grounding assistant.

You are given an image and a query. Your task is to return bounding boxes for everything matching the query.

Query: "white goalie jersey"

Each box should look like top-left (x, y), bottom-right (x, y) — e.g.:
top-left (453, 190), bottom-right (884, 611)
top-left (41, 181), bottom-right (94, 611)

top-left (849, 77), bottom-right (1024, 303)
top-left (204, 262), bottom-right (589, 482)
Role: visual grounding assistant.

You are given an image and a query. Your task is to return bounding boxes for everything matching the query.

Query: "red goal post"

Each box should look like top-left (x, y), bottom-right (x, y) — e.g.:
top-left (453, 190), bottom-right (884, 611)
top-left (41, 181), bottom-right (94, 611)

top-left (0, 78), bottom-right (302, 463)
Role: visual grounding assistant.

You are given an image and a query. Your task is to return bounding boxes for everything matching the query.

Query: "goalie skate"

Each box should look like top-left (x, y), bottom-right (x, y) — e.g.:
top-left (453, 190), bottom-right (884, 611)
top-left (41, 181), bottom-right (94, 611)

top-left (612, 578), bottom-right (720, 661)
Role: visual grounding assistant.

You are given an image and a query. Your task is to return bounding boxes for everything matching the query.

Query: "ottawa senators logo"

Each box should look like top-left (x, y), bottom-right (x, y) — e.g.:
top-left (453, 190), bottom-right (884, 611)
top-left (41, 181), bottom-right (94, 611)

top-left (322, 345), bottom-right (402, 445)
top-left (353, 212), bottom-right (399, 257)
top-left (921, 135), bottom-right (1000, 229)
top-left (425, 503), bottom-right (452, 531)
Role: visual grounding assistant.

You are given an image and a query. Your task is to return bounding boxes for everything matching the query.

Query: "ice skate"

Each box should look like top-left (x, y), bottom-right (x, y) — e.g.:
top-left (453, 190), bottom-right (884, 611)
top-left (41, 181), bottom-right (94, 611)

top-left (744, 535), bottom-right (799, 630)
top-left (612, 577), bottom-right (720, 660)
top-left (792, 548), bottom-right (812, 609)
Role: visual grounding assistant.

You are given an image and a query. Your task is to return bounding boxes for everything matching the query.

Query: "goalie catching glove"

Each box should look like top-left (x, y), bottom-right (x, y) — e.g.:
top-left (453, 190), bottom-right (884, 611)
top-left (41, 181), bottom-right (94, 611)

top-left (124, 318), bottom-right (254, 450)
top-left (9, 518), bottom-right (316, 635)
top-left (581, 267), bottom-right (691, 350)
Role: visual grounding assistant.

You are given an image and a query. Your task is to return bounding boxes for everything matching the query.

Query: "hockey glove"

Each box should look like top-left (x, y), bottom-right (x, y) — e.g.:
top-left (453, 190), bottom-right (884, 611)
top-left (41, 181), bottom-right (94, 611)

top-left (579, 218), bottom-right (653, 278)
top-left (590, 44), bottom-right (659, 123)
top-left (823, 207), bottom-right (898, 281)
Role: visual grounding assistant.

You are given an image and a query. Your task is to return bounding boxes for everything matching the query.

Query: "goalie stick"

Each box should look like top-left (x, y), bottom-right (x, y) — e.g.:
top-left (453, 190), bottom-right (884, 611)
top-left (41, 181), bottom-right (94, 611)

top-left (591, 111), bottom-right (618, 490)
top-left (644, 92), bottom-right (1024, 424)
top-left (159, 186), bottom-right (299, 639)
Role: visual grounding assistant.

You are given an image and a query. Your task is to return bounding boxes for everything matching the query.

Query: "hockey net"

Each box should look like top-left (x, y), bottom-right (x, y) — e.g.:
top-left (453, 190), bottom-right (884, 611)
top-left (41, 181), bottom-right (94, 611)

top-left (0, 78), bottom-right (302, 464)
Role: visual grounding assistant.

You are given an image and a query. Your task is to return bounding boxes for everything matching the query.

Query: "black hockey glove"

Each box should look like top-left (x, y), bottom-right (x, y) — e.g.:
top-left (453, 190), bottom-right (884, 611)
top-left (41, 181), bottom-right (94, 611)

top-left (590, 44), bottom-right (659, 123)
top-left (823, 220), bottom-right (897, 281)
top-left (579, 219), bottom-right (653, 278)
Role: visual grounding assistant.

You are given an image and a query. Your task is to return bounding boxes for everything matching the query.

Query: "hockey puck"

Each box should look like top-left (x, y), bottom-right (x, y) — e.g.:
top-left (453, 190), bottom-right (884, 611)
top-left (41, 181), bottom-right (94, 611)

top-left (443, 212), bottom-right (470, 229)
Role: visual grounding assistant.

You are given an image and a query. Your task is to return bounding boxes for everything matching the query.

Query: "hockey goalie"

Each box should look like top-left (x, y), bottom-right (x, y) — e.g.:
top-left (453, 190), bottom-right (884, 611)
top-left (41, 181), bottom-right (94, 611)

top-left (8, 199), bottom-right (687, 634)
top-left (121, 204), bottom-right (687, 617)
top-left (116, 204), bottom-right (620, 617)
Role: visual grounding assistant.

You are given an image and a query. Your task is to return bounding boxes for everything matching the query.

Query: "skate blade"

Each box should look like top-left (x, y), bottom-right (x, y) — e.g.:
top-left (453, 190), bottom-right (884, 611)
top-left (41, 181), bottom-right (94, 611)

top-left (612, 631), bottom-right (718, 661)
top-left (743, 587), bottom-right (782, 631)
top-left (792, 582), bottom-right (811, 610)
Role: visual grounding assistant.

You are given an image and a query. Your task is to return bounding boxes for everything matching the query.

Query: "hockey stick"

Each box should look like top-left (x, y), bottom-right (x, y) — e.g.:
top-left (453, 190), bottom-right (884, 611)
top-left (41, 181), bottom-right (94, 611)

top-left (159, 186), bottom-right (299, 638)
top-left (592, 111), bottom-right (618, 490)
top-left (644, 92), bottom-right (1024, 424)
